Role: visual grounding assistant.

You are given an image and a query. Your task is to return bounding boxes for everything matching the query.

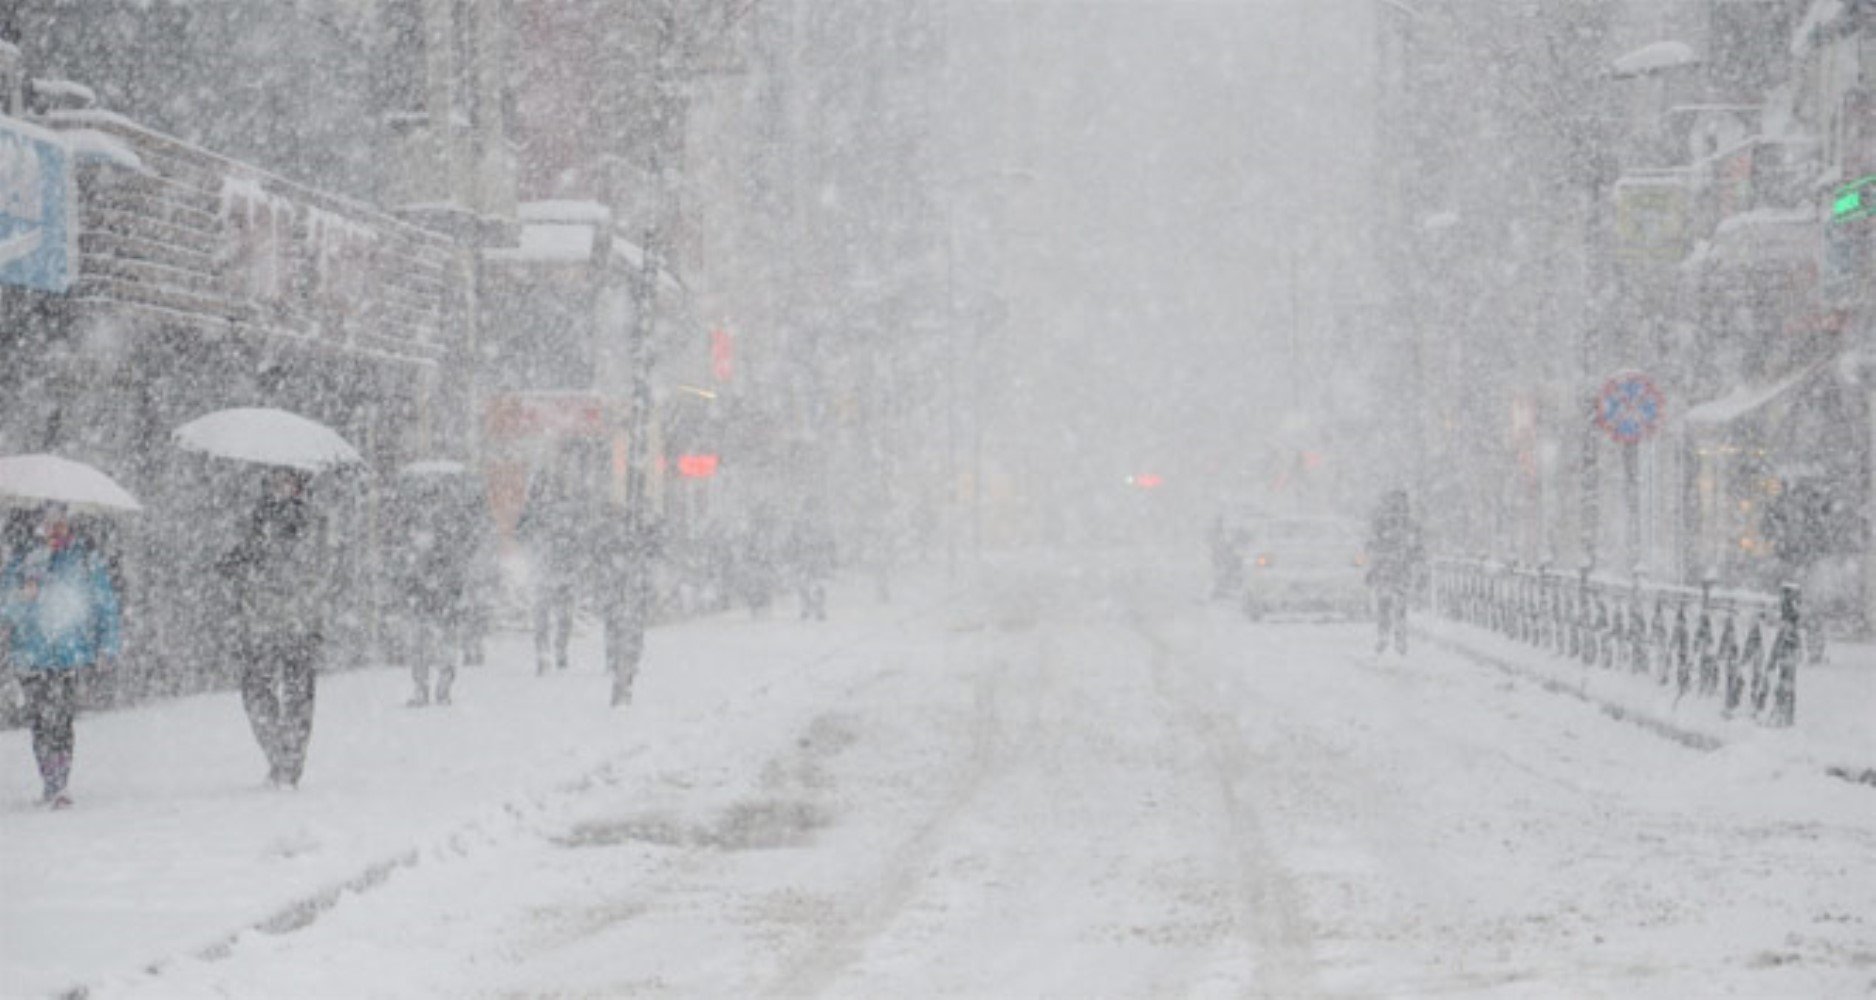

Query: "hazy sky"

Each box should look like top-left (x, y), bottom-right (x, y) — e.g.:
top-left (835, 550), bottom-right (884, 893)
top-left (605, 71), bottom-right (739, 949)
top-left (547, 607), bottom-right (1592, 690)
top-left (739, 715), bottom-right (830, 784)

top-left (946, 0), bottom-right (1377, 518)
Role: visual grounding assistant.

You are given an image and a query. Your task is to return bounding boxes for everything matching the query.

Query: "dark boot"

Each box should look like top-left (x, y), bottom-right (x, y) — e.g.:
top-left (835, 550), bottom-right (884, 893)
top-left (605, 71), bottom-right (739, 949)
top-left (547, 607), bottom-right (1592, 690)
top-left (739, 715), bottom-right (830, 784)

top-left (38, 750), bottom-right (71, 803)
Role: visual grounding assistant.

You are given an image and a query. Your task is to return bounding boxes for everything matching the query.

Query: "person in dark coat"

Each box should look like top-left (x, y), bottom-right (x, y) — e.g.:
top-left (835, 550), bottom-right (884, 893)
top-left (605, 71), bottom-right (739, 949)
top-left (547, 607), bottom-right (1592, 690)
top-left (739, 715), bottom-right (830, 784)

top-left (217, 469), bottom-right (329, 788)
top-left (786, 511), bottom-right (836, 621)
top-left (516, 466), bottom-right (583, 675)
top-left (737, 512), bottom-right (777, 619)
top-left (0, 503), bottom-right (123, 808)
top-left (598, 510), bottom-right (662, 706)
top-left (1366, 489), bottom-right (1423, 655)
top-left (391, 474), bottom-right (476, 706)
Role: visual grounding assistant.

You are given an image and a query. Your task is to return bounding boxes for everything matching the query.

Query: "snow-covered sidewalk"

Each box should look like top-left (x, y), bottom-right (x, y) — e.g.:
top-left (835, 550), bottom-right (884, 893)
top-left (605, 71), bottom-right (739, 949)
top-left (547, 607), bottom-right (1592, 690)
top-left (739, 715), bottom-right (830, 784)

top-left (0, 579), bottom-right (942, 1000)
top-left (1417, 616), bottom-right (1876, 782)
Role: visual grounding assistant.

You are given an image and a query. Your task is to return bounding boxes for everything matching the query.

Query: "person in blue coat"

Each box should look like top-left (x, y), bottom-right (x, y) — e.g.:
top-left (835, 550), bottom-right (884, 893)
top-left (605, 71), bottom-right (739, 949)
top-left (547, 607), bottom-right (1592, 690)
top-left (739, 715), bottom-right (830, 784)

top-left (0, 503), bottom-right (123, 808)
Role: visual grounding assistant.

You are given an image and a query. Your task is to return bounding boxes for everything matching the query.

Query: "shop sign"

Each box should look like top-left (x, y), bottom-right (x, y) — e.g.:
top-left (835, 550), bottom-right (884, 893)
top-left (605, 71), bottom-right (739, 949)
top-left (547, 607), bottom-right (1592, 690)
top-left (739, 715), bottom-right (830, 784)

top-left (0, 115), bottom-right (76, 293)
top-left (1832, 175), bottom-right (1876, 224)
top-left (710, 327), bottom-right (734, 382)
top-left (676, 453), bottom-right (719, 479)
top-left (1711, 144), bottom-right (1754, 220)
top-left (485, 393), bottom-right (609, 441)
top-left (1614, 175), bottom-right (1691, 263)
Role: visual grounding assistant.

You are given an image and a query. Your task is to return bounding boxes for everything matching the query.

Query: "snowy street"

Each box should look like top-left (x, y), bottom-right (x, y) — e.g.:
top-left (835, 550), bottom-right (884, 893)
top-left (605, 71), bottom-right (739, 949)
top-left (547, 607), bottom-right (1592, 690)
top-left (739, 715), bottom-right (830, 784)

top-left (7, 2), bottom-right (1876, 997)
top-left (9, 551), bottom-right (1870, 999)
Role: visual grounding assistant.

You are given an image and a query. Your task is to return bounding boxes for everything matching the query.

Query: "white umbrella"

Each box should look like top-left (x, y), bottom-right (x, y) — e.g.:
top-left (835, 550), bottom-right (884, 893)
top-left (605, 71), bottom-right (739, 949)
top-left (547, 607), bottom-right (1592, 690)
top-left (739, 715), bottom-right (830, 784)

top-left (172, 407), bottom-right (364, 474)
top-left (400, 459), bottom-right (469, 477)
top-left (0, 454), bottom-right (143, 514)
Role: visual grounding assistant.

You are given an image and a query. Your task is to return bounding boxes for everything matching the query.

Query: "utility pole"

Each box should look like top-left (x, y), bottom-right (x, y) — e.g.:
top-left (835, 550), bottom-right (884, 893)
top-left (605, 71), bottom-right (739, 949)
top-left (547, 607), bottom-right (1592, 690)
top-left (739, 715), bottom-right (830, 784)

top-left (609, 0), bottom-right (759, 708)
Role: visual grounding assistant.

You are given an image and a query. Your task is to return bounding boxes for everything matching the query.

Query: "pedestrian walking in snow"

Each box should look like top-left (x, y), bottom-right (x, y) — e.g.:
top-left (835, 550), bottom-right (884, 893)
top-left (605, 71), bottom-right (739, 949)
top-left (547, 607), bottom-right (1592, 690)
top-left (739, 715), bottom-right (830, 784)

top-left (598, 511), bottom-right (661, 706)
top-left (389, 468), bottom-right (478, 707)
top-left (738, 512), bottom-right (778, 619)
top-left (787, 511), bottom-right (836, 621)
top-left (217, 469), bottom-right (330, 788)
top-left (1366, 489), bottom-right (1423, 656)
top-left (517, 465), bottom-right (584, 674)
top-left (0, 503), bottom-right (123, 808)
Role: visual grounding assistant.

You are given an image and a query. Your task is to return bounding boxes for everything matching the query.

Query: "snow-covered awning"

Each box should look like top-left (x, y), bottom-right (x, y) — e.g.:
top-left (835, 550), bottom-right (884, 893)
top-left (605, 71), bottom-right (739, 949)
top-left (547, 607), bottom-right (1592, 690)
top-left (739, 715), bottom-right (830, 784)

top-left (483, 223), bottom-right (597, 264)
top-left (517, 200), bottom-right (612, 227)
top-left (1612, 40), bottom-right (1698, 78)
top-left (1684, 361), bottom-right (1828, 429)
top-left (612, 233), bottom-right (684, 296)
top-left (1697, 207), bottom-right (1819, 270)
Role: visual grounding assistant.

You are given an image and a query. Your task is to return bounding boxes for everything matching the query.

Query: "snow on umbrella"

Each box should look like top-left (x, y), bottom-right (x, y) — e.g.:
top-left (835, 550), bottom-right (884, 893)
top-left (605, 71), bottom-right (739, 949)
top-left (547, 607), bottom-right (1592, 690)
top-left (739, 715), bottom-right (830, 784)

top-left (400, 459), bottom-right (469, 477)
top-left (172, 407), bottom-right (364, 474)
top-left (0, 454), bottom-right (143, 514)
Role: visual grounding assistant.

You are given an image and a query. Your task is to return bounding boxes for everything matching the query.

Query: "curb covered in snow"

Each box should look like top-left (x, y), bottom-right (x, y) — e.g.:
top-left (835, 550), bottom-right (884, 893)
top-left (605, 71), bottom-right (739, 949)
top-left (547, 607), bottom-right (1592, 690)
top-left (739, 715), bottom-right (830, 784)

top-left (1415, 621), bottom-right (1875, 791)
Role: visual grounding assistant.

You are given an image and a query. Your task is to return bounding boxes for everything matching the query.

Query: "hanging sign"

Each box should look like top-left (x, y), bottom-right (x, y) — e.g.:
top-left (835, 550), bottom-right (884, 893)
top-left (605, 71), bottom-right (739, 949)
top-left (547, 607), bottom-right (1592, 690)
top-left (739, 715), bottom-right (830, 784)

top-left (0, 115), bottom-right (77, 293)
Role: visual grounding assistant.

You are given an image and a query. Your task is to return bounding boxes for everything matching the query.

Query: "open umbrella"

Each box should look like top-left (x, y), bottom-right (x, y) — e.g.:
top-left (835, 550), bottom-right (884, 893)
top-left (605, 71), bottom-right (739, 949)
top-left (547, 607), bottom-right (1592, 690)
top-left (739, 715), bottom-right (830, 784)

top-left (172, 407), bottom-right (364, 473)
top-left (0, 454), bottom-right (143, 514)
top-left (401, 459), bottom-right (468, 478)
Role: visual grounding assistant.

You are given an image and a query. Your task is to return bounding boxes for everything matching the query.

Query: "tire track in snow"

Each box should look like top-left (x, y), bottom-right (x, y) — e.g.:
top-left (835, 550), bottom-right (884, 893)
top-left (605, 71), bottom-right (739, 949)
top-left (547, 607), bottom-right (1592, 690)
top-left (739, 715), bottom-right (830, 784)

top-left (1135, 613), bottom-right (1324, 998)
top-left (761, 638), bottom-right (1015, 999)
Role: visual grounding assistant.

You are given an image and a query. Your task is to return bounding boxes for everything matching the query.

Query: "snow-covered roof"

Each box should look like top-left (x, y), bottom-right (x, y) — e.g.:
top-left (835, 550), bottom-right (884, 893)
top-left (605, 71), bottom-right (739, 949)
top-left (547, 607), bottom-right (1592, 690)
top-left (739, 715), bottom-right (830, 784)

top-left (518, 200), bottom-right (613, 226)
top-left (1612, 40), bottom-right (1698, 77)
top-left (484, 223), bottom-right (597, 264)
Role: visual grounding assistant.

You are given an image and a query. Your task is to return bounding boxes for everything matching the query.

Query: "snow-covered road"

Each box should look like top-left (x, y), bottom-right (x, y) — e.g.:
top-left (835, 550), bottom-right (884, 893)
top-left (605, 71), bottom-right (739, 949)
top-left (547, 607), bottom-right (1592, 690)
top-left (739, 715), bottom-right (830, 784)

top-left (31, 550), bottom-right (1876, 998)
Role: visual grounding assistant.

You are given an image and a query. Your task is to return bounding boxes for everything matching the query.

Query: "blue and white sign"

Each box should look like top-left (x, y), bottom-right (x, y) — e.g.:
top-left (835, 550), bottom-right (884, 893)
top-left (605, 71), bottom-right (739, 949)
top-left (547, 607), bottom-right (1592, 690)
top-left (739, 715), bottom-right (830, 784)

top-left (1595, 371), bottom-right (1665, 445)
top-left (0, 115), bottom-right (77, 293)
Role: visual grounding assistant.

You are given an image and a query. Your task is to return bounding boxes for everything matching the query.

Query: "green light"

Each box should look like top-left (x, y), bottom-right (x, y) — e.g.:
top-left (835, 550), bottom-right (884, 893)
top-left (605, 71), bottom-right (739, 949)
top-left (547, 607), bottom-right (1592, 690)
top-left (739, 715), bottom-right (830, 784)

top-left (1834, 176), bottom-right (1876, 223)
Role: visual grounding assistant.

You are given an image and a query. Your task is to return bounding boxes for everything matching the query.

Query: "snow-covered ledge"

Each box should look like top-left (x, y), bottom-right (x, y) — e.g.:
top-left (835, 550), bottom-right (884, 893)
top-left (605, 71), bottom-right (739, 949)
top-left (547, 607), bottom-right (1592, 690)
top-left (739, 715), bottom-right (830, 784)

top-left (1611, 40), bottom-right (1698, 78)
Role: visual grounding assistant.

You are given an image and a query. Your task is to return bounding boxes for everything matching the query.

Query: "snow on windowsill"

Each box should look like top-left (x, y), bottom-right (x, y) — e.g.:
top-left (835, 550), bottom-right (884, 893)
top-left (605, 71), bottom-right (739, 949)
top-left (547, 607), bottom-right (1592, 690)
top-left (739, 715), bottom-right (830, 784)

top-left (1612, 40), bottom-right (1698, 78)
top-left (61, 128), bottom-right (148, 173)
top-left (43, 107), bottom-right (138, 130)
top-left (1713, 206), bottom-right (1819, 236)
top-left (30, 77), bottom-right (96, 107)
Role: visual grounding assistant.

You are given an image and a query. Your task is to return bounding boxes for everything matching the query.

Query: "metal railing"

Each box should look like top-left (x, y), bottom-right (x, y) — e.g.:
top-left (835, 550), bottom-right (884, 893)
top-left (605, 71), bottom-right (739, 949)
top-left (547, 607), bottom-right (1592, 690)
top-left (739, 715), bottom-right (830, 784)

top-left (1428, 558), bottom-right (1822, 727)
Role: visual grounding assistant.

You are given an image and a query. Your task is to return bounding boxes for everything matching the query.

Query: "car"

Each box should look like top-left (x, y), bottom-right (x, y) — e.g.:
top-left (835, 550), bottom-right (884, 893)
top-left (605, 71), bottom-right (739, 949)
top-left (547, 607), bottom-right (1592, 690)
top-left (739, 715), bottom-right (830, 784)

top-left (1239, 515), bottom-right (1369, 621)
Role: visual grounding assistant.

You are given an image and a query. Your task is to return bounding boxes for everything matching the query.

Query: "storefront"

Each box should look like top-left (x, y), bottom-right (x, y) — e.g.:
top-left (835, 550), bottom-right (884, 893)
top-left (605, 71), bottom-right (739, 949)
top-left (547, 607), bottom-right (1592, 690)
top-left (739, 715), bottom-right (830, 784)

top-left (1677, 197), bottom-right (1867, 627)
top-left (1, 108), bottom-right (471, 694)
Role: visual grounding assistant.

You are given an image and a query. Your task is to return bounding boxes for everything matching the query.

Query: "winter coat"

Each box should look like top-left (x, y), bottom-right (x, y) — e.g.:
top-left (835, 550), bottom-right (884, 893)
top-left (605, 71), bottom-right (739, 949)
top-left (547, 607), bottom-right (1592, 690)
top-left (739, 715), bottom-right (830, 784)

top-left (217, 496), bottom-right (331, 648)
top-left (397, 525), bottom-right (468, 621)
top-left (788, 522), bottom-right (836, 582)
top-left (389, 489), bottom-right (477, 623)
top-left (517, 497), bottom-right (585, 587)
top-left (1366, 504), bottom-right (1423, 591)
top-left (0, 542), bottom-right (123, 672)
